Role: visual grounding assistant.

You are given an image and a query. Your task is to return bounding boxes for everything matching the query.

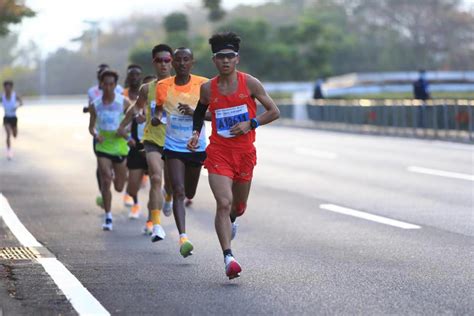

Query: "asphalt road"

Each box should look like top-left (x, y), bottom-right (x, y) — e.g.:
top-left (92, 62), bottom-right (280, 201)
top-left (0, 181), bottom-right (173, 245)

top-left (0, 102), bottom-right (472, 315)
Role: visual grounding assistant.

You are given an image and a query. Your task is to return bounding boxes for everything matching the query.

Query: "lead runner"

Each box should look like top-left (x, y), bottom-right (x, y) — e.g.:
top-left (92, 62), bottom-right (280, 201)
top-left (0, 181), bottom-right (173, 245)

top-left (187, 32), bottom-right (280, 279)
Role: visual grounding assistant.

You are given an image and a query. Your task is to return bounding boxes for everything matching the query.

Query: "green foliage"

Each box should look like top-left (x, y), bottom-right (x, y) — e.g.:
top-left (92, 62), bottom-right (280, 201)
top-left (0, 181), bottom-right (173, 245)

top-left (163, 13), bottom-right (189, 33)
top-left (0, 0), bottom-right (35, 36)
top-left (203, 0), bottom-right (225, 22)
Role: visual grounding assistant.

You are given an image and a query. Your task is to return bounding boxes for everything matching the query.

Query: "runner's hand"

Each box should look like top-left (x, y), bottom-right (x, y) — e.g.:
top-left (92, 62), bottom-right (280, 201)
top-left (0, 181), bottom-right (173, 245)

top-left (187, 132), bottom-right (200, 152)
top-left (128, 138), bottom-right (136, 147)
top-left (230, 121), bottom-right (251, 136)
top-left (178, 103), bottom-right (194, 116)
top-left (116, 127), bottom-right (128, 138)
top-left (135, 113), bottom-right (146, 124)
top-left (95, 135), bottom-right (105, 143)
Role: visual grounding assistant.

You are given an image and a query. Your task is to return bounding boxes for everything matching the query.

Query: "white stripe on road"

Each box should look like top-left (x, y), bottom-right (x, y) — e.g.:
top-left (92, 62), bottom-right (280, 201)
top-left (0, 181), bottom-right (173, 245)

top-left (0, 193), bottom-right (110, 316)
top-left (320, 204), bottom-right (421, 229)
top-left (294, 147), bottom-right (338, 159)
top-left (407, 166), bottom-right (474, 182)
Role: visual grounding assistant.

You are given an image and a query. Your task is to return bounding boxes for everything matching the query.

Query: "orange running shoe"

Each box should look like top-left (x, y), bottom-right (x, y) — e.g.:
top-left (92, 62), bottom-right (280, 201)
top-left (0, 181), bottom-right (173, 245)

top-left (129, 204), bottom-right (140, 219)
top-left (123, 194), bottom-right (134, 207)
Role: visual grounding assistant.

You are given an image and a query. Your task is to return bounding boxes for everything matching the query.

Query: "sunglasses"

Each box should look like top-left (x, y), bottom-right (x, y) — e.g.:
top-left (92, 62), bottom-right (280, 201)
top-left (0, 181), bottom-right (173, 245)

top-left (213, 52), bottom-right (239, 60)
top-left (154, 57), bottom-right (172, 64)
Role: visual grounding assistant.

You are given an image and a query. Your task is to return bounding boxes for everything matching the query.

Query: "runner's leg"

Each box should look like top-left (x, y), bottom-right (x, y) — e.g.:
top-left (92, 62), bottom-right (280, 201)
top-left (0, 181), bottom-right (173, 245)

top-left (208, 173), bottom-right (234, 251)
top-left (166, 158), bottom-right (186, 234)
top-left (97, 157), bottom-right (114, 213)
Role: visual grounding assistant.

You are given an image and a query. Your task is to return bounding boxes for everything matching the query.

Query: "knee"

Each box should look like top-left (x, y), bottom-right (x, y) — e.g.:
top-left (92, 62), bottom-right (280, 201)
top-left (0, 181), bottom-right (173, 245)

top-left (216, 198), bottom-right (232, 214)
top-left (100, 174), bottom-right (112, 188)
top-left (172, 184), bottom-right (185, 201)
top-left (233, 201), bottom-right (247, 217)
top-left (114, 182), bottom-right (125, 192)
top-left (150, 173), bottom-right (162, 188)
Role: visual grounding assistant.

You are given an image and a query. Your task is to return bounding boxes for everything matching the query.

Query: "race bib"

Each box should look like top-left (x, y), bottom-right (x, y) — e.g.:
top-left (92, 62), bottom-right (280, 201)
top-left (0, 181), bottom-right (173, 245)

top-left (98, 111), bottom-right (120, 131)
top-left (215, 104), bottom-right (249, 138)
top-left (168, 114), bottom-right (192, 140)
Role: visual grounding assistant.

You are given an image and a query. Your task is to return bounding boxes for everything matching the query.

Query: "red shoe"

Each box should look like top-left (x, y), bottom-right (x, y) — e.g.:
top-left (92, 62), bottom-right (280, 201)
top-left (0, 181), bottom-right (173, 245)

top-left (225, 256), bottom-right (242, 280)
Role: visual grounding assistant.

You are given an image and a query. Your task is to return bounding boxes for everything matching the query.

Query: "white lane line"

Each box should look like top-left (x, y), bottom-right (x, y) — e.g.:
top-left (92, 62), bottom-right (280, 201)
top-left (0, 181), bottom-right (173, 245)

top-left (407, 166), bottom-right (474, 182)
top-left (294, 147), bottom-right (338, 159)
top-left (320, 204), bottom-right (421, 230)
top-left (0, 193), bottom-right (110, 316)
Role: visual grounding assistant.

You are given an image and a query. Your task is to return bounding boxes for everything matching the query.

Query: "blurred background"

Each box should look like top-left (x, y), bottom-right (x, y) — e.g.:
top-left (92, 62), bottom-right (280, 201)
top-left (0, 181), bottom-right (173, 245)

top-left (1, 0), bottom-right (473, 96)
top-left (1, 0), bottom-right (474, 141)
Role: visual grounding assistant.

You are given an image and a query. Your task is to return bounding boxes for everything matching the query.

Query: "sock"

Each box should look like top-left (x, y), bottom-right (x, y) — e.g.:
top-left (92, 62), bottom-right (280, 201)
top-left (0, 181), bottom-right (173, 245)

top-left (230, 214), bottom-right (236, 223)
top-left (105, 212), bottom-right (112, 220)
top-left (223, 249), bottom-right (233, 258)
top-left (179, 233), bottom-right (188, 244)
top-left (165, 193), bottom-right (172, 202)
top-left (132, 195), bottom-right (138, 204)
top-left (151, 209), bottom-right (161, 225)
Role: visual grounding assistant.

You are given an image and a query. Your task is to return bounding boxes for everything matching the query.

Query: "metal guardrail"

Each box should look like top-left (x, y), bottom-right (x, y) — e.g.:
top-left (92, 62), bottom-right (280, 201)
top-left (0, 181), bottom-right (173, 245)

top-left (272, 99), bottom-right (474, 142)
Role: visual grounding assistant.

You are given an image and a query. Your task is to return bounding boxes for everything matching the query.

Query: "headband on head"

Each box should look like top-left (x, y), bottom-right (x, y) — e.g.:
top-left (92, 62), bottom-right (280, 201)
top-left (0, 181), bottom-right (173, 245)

top-left (211, 43), bottom-right (238, 54)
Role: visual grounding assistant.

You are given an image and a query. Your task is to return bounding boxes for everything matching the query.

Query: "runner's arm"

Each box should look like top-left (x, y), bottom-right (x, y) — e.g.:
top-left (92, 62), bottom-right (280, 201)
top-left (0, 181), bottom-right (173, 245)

top-left (119, 84), bottom-right (147, 131)
top-left (88, 104), bottom-right (98, 137)
top-left (16, 95), bottom-right (24, 106)
top-left (188, 83), bottom-right (210, 151)
top-left (247, 75), bottom-right (280, 126)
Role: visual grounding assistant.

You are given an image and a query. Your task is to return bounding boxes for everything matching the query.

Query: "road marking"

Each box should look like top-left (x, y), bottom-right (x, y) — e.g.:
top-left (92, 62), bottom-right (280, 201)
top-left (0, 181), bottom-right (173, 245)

top-left (407, 166), bottom-right (474, 182)
top-left (0, 193), bottom-right (110, 316)
top-left (320, 204), bottom-right (421, 229)
top-left (294, 147), bottom-right (338, 159)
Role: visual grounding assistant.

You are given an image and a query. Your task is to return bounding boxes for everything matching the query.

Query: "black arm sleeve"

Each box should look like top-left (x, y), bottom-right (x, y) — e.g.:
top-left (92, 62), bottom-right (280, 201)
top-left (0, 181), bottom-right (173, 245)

top-left (192, 100), bottom-right (209, 133)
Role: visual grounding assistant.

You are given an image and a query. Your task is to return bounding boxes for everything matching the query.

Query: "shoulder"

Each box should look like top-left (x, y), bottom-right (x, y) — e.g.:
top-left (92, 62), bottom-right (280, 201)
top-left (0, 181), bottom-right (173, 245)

top-left (243, 73), bottom-right (264, 92)
top-left (157, 76), bottom-right (174, 87)
top-left (191, 74), bottom-right (209, 85)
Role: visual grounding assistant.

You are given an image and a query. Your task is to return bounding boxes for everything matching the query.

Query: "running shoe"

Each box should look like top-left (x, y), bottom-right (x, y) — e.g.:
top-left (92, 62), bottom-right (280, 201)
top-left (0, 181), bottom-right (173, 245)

top-left (123, 194), bottom-right (134, 207)
top-left (231, 222), bottom-right (238, 240)
top-left (225, 255), bottom-right (242, 280)
top-left (129, 204), bottom-right (140, 219)
top-left (102, 218), bottom-right (113, 231)
top-left (162, 189), bottom-right (173, 217)
top-left (143, 221), bottom-right (153, 235)
top-left (185, 198), bottom-right (193, 207)
top-left (151, 224), bottom-right (166, 242)
top-left (179, 238), bottom-right (194, 258)
top-left (96, 196), bottom-right (104, 208)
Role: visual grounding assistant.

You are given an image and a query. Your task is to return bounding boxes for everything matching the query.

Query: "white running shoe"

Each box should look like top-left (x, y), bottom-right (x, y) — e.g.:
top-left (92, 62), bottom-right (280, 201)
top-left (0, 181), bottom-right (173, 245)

top-left (102, 218), bottom-right (113, 231)
top-left (151, 224), bottom-right (166, 242)
top-left (162, 189), bottom-right (173, 217)
top-left (231, 222), bottom-right (238, 240)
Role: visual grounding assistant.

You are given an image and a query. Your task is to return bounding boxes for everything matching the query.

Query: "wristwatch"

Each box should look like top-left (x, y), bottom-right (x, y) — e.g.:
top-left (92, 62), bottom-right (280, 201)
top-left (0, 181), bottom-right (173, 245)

top-left (250, 118), bottom-right (259, 130)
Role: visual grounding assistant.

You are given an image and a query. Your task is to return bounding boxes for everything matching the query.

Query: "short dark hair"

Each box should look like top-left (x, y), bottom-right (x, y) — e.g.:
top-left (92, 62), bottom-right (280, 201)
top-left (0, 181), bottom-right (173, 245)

top-left (3, 80), bottom-right (13, 87)
top-left (152, 44), bottom-right (173, 59)
top-left (142, 75), bottom-right (157, 84)
top-left (127, 64), bottom-right (143, 72)
top-left (209, 32), bottom-right (241, 53)
top-left (174, 47), bottom-right (193, 58)
top-left (100, 69), bottom-right (119, 83)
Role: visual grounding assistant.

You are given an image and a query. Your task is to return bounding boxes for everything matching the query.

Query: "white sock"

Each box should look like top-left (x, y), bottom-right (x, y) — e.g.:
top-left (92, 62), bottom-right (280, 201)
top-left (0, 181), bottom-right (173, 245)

top-left (105, 212), bottom-right (112, 220)
top-left (179, 233), bottom-right (187, 239)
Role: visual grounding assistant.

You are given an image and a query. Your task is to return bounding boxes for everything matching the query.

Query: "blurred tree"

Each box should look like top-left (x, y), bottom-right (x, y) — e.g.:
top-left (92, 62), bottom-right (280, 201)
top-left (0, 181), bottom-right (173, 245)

top-left (203, 0), bottom-right (225, 22)
top-left (164, 12), bottom-right (189, 33)
top-left (0, 0), bottom-right (35, 36)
